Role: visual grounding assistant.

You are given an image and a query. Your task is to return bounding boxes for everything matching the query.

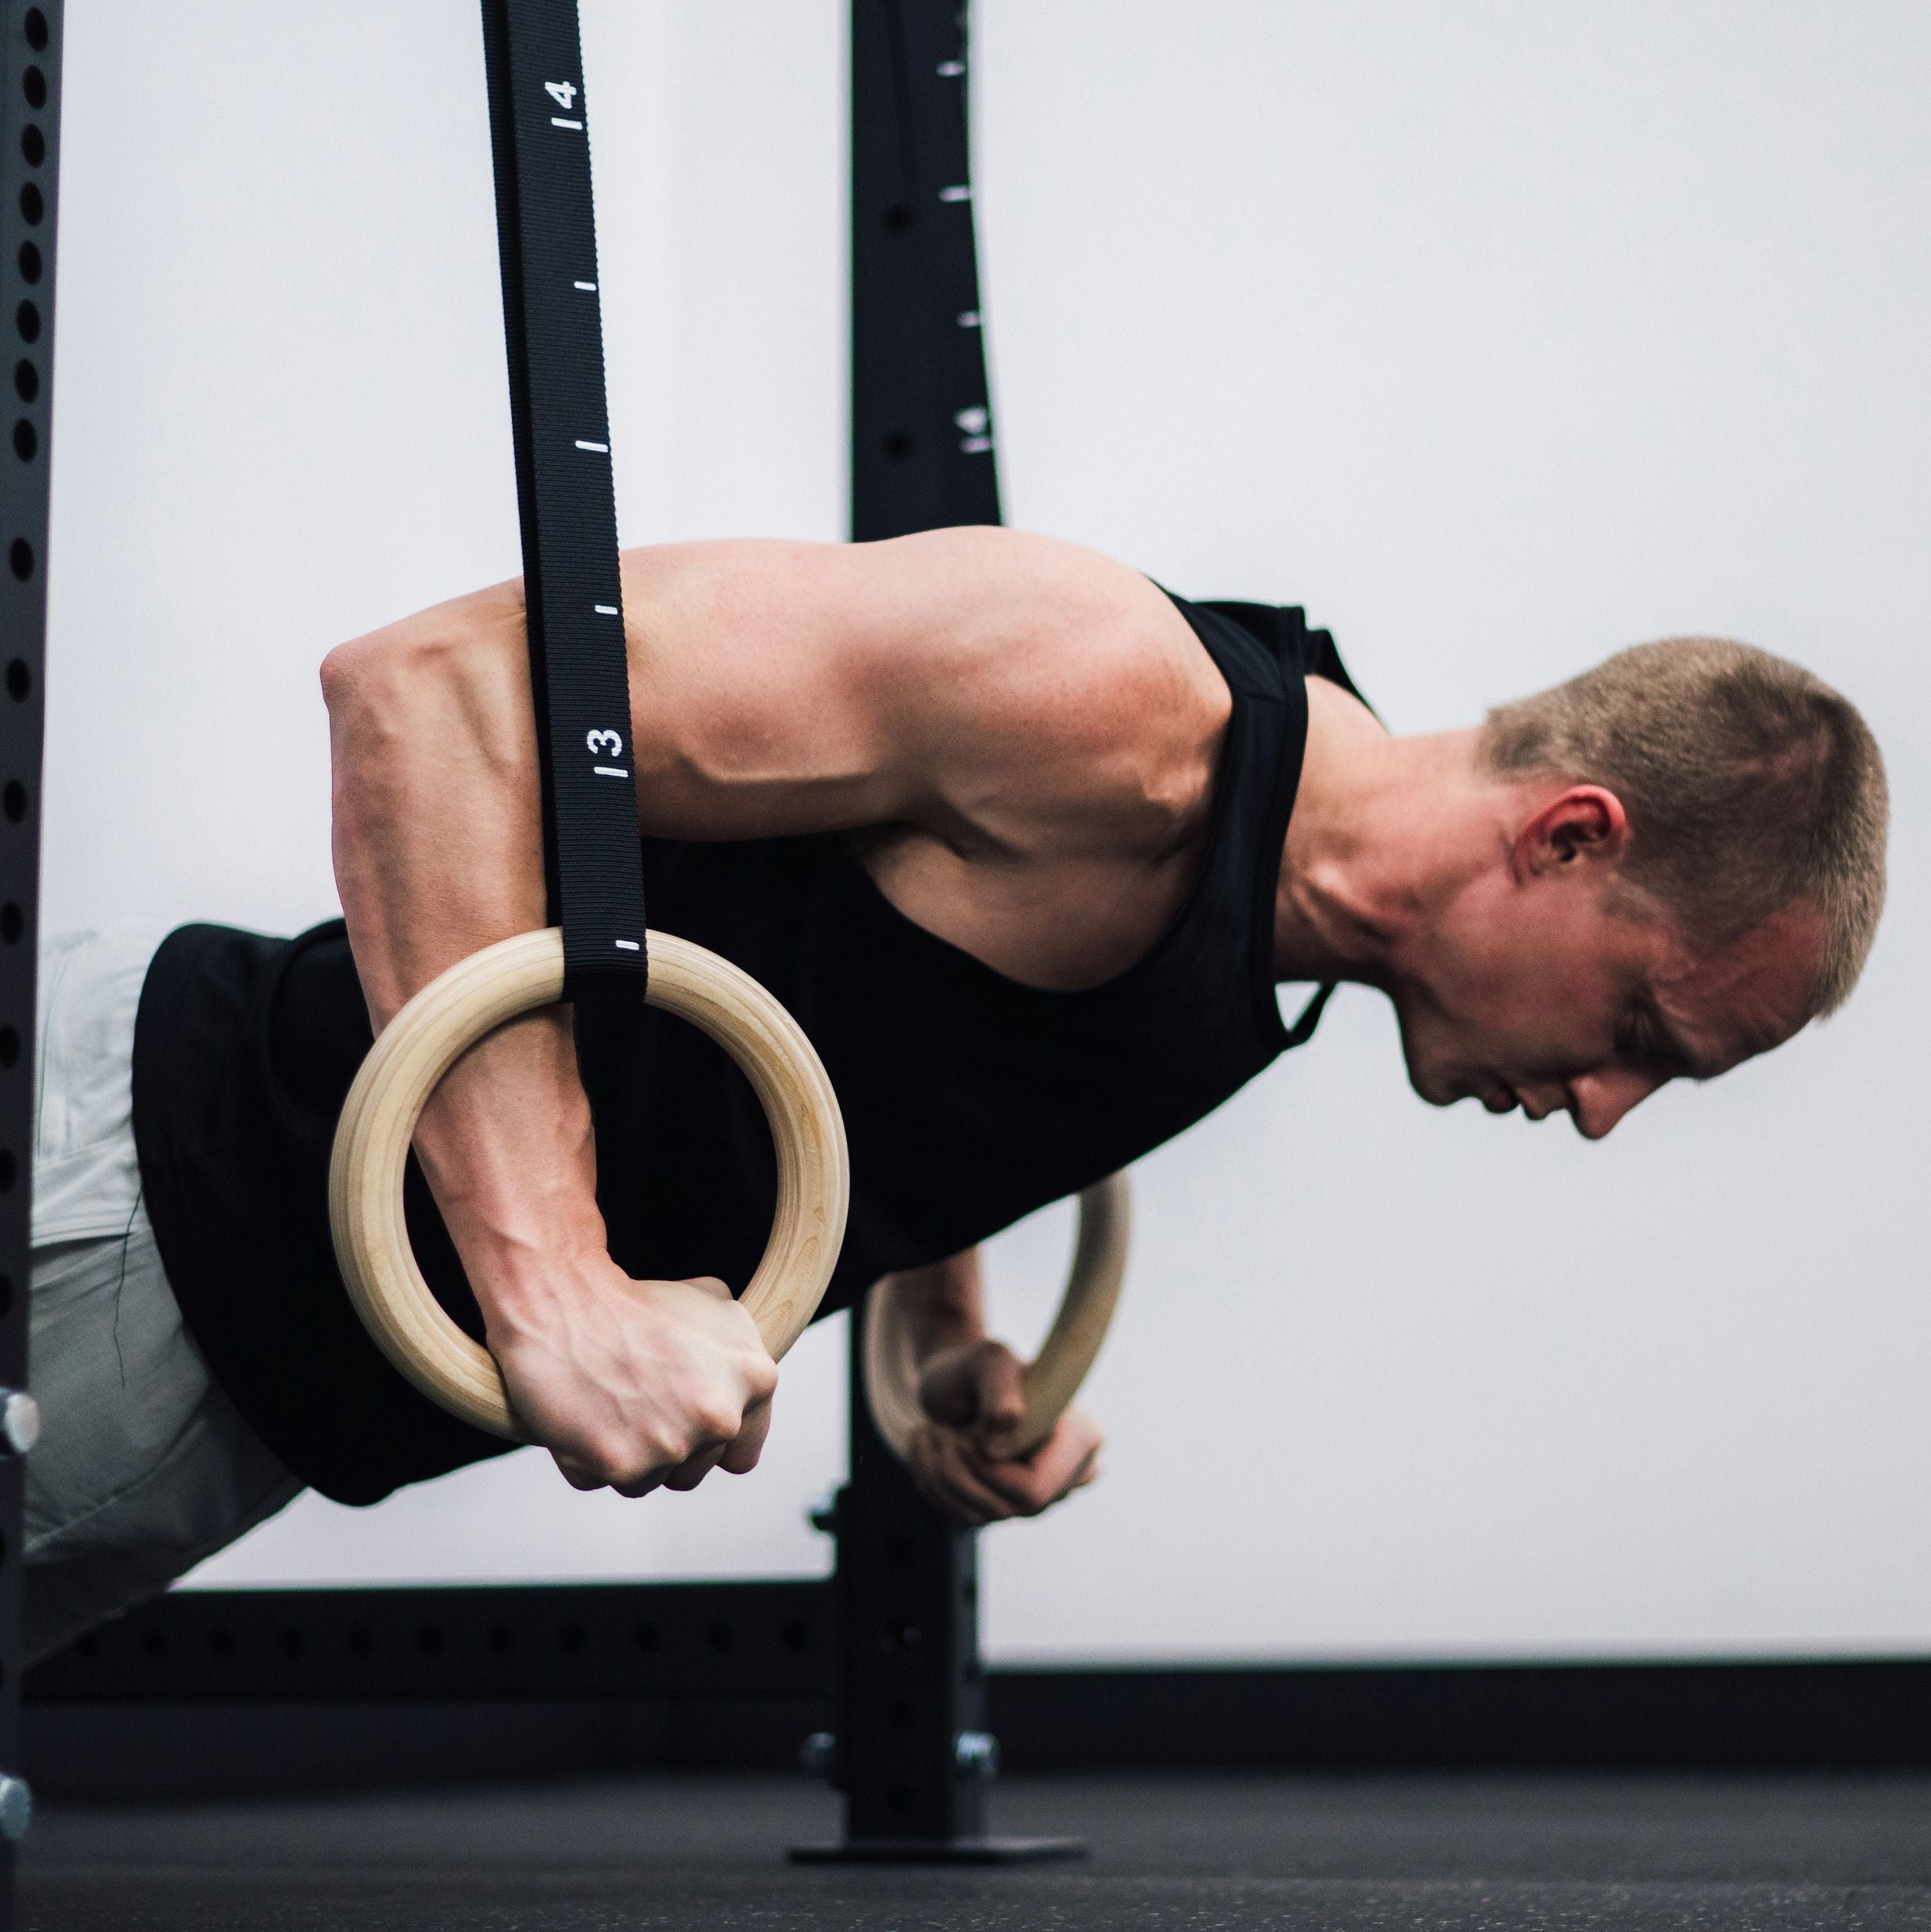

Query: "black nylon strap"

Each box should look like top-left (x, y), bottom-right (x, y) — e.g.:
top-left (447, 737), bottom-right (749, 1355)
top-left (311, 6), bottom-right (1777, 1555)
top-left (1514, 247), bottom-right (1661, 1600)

top-left (1282, 981), bottom-right (1336, 1048)
top-left (850, 0), bottom-right (999, 542)
top-left (481, 0), bottom-right (646, 1000)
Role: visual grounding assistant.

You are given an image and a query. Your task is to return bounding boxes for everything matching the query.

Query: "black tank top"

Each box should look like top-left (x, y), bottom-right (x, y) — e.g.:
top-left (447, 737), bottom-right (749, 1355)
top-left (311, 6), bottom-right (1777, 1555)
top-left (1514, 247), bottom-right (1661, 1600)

top-left (131, 593), bottom-right (1360, 1505)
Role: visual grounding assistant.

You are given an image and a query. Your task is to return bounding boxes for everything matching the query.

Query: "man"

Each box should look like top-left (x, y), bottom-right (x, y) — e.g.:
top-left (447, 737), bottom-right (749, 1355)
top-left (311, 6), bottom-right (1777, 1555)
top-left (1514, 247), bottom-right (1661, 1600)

top-left (23, 528), bottom-right (1887, 1660)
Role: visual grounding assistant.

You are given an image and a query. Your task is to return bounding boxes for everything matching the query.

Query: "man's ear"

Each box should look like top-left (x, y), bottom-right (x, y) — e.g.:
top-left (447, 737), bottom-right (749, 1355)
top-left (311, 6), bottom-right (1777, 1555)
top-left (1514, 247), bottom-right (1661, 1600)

top-left (1511, 785), bottom-right (1631, 881)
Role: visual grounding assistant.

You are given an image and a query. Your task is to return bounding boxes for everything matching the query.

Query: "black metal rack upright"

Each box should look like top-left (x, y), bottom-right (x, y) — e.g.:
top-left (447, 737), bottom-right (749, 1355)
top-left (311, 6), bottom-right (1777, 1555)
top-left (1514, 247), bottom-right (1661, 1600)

top-left (790, 0), bottom-right (1079, 1865)
top-left (0, 4), bottom-right (59, 1924)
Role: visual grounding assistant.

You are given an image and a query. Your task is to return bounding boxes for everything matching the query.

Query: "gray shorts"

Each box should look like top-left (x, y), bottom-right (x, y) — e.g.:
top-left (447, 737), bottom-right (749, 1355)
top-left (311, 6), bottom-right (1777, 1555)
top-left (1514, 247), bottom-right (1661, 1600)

top-left (23, 925), bottom-right (303, 1663)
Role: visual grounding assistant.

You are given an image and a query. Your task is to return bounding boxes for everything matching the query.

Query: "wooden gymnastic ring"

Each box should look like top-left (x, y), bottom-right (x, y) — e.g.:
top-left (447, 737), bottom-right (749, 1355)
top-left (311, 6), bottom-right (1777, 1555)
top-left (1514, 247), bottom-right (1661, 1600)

top-left (862, 1171), bottom-right (1130, 1465)
top-left (329, 927), bottom-right (849, 1441)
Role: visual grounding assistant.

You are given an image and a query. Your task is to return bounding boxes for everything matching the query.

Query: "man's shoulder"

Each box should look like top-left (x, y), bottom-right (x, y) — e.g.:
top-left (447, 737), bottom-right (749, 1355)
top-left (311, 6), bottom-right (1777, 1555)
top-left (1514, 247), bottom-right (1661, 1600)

top-left (874, 526), bottom-right (1226, 756)
top-left (848, 530), bottom-right (1229, 863)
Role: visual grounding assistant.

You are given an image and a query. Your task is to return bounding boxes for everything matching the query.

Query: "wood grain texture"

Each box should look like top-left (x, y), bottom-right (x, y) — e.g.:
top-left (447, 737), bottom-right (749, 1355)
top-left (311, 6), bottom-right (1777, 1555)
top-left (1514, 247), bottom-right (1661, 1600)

top-left (328, 928), bottom-right (850, 1440)
top-left (862, 1171), bottom-right (1130, 1465)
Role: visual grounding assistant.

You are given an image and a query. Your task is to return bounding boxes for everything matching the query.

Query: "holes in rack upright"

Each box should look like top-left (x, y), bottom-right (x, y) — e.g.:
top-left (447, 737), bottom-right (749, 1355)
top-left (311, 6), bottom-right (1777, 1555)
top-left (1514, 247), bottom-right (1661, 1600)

top-left (18, 183), bottom-right (40, 227)
top-left (13, 362), bottom-right (34, 403)
top-left (21, 67), bottom-right (44, 111)
top-left (15, 301), bottom-right (38, 343)
top-left (0, 1025), bottom-right (18, 1068)
top-left (8, 538), bottom-right (29, 579)
top-left (17, 241), bottom-right (40, 285)
top-left (0, 903), bottom-right (22, 943)
top-left (19, 127), bottom-right (41, 168)
top-left (23, 11), bottom-right (47, 53)
top-left (6, 659), bottom-right (28, 700)
top-left (4, 780), bottom-right (27, 823)
top-left (12, 419), bottom-right (35, 462)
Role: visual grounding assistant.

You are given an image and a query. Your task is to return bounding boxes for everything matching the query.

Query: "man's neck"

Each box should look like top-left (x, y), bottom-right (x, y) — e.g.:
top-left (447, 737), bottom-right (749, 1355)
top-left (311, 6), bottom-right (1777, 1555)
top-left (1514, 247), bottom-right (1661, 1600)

top-left (1272, 683), bottom-right (1492, 986)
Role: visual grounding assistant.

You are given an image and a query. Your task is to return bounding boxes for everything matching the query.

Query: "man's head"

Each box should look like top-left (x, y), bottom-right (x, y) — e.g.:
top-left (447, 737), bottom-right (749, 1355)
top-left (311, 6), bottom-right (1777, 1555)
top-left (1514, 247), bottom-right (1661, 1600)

top-left (1392, 637), bottom-right (1887, 1137)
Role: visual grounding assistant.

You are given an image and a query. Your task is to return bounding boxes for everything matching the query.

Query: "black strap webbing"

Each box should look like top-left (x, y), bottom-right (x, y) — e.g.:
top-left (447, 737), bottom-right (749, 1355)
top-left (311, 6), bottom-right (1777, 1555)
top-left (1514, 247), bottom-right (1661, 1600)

top-left (850, 0), bottom-right (1000, 542)
top-left (481, 0), bottom-right (646, 1000)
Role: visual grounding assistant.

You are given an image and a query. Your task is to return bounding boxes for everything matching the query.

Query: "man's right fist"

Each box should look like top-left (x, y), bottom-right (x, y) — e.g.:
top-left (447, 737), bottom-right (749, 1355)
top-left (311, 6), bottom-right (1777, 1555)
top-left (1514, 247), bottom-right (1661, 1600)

top-left (486, 1258), bottom-right (778, 1498)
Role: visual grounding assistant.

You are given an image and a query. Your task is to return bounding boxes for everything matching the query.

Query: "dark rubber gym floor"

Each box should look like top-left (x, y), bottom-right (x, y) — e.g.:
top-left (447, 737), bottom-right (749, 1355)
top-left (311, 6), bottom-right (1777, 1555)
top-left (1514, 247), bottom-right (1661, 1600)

top-left (23, 1769), bottom-right (1931, 1930)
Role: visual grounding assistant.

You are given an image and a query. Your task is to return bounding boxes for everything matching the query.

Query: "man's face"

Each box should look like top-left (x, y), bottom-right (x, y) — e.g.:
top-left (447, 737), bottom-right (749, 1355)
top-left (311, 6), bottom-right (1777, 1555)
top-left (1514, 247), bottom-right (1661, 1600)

top-left (1391, 811), bottom-right (1825, 1140)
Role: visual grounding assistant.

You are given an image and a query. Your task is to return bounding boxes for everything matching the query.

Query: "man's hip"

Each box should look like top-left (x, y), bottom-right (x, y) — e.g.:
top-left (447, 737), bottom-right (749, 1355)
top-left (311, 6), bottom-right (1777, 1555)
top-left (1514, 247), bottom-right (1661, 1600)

top-left (23, 925), bottom-right (302, 1663)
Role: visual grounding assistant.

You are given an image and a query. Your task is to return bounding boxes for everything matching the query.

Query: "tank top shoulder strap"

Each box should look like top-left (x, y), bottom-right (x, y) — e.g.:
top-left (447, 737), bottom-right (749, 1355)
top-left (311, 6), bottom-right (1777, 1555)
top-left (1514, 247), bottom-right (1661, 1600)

top-left (1155, 589), bottom-right (1338, 1052)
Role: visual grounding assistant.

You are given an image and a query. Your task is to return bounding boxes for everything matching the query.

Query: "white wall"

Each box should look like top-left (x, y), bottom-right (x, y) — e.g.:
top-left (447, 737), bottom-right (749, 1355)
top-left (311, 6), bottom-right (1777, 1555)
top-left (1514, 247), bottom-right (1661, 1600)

top-left (43, 0), bottom-right (1930, 1661)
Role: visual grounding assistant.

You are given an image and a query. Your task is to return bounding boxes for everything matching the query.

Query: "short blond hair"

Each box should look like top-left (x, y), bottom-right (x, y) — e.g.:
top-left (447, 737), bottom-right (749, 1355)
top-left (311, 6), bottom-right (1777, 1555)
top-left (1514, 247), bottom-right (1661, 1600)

top-left (1482, 638), bottom-right (1887, 1014)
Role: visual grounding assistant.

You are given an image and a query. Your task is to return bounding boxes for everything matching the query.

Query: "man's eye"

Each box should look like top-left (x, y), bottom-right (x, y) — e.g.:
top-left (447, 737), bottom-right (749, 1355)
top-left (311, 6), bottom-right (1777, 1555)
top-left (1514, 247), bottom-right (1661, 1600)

top-left (1617, 1015), bottom-right (1691, 1079)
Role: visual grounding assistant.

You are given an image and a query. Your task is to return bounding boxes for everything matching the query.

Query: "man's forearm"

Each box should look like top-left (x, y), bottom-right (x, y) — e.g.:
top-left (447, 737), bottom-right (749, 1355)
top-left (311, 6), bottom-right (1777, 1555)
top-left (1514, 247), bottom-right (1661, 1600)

top-left (884, 1249), bottom-right (988, 1363)
top-left (321, 581), bottom-right (609, 1317)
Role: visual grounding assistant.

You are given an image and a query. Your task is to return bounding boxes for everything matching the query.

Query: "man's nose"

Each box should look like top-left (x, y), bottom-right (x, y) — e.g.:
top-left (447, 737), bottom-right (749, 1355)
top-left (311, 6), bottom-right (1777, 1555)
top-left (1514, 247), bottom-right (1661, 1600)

top-left (1568, 1069), bottom-right (1666, 1140)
